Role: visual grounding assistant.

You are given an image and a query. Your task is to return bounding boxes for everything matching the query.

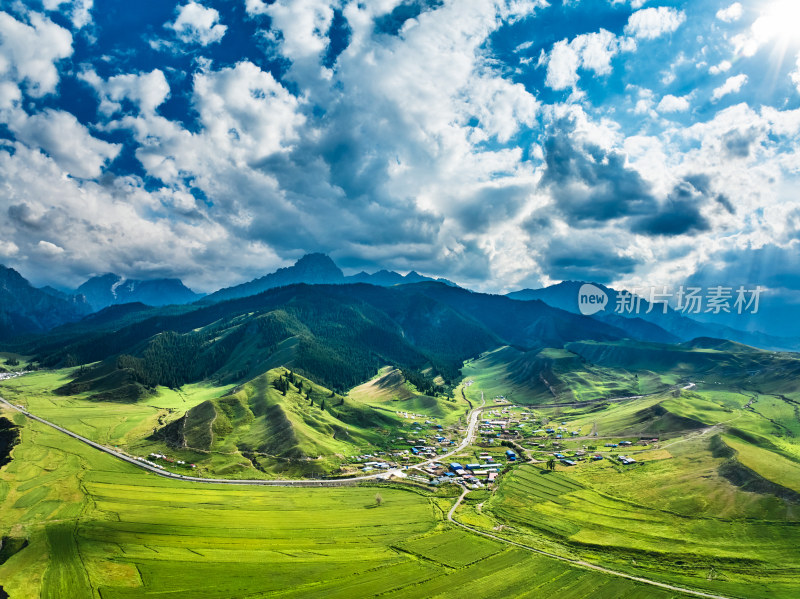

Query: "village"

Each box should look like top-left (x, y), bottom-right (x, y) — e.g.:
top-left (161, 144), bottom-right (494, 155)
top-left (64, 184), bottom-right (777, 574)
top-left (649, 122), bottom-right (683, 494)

top-left (336, 398), bottom-right (665, 489)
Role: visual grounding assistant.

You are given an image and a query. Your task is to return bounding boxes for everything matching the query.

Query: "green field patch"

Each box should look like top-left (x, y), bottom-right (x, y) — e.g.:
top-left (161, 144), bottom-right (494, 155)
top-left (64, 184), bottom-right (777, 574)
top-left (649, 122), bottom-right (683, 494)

top-left (398, 528), bottom-right (504, 567)
top-left (41, 523), bottom-right (91, 599)
top-left (483, 460), bottom-right (800, 598)
top-left (13, 486), bottom-right (50, 509)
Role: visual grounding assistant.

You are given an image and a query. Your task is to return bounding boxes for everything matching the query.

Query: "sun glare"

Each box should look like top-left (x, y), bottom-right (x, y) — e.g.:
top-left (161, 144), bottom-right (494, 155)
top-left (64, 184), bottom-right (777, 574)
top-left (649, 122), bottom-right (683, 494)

top-left (754, 1), bottom-right (800, 44)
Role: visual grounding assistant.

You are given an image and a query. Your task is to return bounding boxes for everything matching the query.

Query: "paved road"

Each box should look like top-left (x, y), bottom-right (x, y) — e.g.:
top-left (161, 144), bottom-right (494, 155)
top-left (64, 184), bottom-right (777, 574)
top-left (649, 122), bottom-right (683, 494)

top-left (410, 391), bottom-right (487, 474)
top-left (0, 386), bottom-right (489, 488)
top-left (4, 373), bottom-right (730, 597)
top-left (0, 375), bottom-right (693, 486)
top-left (447, 488), bottom-right (733, 599)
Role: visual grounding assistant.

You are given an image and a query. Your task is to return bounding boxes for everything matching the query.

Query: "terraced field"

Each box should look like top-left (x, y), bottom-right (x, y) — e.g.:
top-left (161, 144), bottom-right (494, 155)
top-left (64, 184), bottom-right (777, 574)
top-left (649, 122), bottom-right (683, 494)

top-left (481, 463), bottom-right (800, 599)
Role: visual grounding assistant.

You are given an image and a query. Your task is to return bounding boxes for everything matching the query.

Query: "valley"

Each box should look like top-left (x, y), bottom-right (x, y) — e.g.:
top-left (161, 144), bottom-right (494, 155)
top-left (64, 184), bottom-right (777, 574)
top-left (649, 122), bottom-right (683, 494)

top-left (2, 260), bottom-right (800, 598)
top-left (2, 335), bottom-right (800, 598)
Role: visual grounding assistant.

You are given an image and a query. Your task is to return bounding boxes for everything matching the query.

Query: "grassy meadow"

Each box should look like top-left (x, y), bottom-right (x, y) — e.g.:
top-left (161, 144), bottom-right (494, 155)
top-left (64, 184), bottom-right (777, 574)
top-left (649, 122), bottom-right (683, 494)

top-left (451, 379), bottom-right (800, 599)
top-left (0, 408), bottom-right (686, 599)
top-left (0, 368), bottom-right (421, 479)
top-left (461, 346), bottom-right (671, 406)
top-left (347, 366), bottom-right (470, 425)
top-left (3, 340), bottom-right (800, 598)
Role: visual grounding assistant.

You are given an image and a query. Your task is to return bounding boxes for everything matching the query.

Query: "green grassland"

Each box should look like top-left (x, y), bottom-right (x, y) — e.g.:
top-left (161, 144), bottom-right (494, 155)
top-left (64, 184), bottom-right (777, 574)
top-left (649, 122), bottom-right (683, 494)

top-left (0, 368), bottom-right (231, 448)
top-left (0, 409), bottom-right (685, 599)
top-left (143, 368), bottom-right (415, 478)
top-left (469, 459), bottom-right (800, 599)
top-left (461, 346), bottom-right (671, 406)
top-left (348, 366), bottom-right (469, 425)
top-left (0, 353), bottom-right (28, 373)
top-left (4, 338), bottom-right (800, 598)
top-left (455, 370), bottom-right (800, 599)
top-left (0, 367), bottom-right (422, 479)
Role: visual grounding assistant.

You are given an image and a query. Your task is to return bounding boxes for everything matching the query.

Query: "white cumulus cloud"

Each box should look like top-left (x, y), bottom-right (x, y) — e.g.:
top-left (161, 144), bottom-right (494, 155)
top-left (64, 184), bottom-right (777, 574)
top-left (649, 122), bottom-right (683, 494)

top-left (657, 94), bottom-right (690, 113)
top-left (712, 73), bottom-right (748, 101)
top-left (625, 7), bottom-right (686, 40)
top-left (709, 60), bottom-right (732, 75)
top-left (0, 12), bottom-right (72, 98)
top-left (791, 53), bottom-right (800, 94)
top-left (42, 0), bottom-right (94, 29)
top-left (9, 109), bottom-right (121, 178)
top-left (82, 69), bottom-right (170, 116)
top-left (166, 2), bottom-right (227, 46)
top-left (716, 2), bottom-right (743, 23)
top-left (545, 29), bottom-right (624, 90)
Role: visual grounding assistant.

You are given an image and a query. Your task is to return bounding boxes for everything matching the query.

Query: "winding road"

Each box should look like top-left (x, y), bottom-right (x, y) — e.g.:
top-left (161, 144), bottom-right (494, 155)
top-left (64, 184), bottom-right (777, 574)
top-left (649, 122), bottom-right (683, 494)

top-left (1, 374), bottom-right (734, 597)
top-left (0, 385), bottom-right (490, 487)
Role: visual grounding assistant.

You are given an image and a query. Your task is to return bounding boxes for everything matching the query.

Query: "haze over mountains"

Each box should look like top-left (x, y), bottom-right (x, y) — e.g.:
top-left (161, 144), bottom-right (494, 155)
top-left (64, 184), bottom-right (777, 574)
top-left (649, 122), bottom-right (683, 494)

top-left (0, 266), bottom-right (90, 339)
top-left (75, 274), bottom-right (205, 312)
top-left (0, 254), bottom-right (797, 356)
top-left (508, 282), bottom-right (796, 352)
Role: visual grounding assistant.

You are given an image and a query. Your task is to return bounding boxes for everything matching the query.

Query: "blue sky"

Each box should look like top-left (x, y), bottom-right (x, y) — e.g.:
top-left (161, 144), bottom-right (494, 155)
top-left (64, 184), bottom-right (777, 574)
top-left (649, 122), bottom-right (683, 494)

top-left (0, 0), bottom-right (799, 309)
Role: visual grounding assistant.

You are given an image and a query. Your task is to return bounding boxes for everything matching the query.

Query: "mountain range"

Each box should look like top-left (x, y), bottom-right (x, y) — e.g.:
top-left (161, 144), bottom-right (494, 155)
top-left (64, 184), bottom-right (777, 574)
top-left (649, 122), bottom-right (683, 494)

top-left (0, 266), bottom-right (91, 339)
top-left (26, 280), bottom-right (635, 399)
top-left (1, 255), bottom-right (797, 357)
top-left (508, 281), bottom-right (798, 352)
top-left (0, 255), bottom-right (458, 341)
top-left (76, 274), bottom-right (204, 312)
top-left (201, 253), bottom-right (454, 304)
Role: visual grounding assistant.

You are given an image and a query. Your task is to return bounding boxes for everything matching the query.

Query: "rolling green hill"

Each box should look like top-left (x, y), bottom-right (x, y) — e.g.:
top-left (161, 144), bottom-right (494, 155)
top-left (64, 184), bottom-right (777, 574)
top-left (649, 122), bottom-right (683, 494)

top-left (146, 368), bottom-right (402, 477)
top-left (461, 345), bottom-right (671, 405)
top-left (15, 282), bottom-right (643, 403)
top-left (348, 367), bottom-right (468, 425)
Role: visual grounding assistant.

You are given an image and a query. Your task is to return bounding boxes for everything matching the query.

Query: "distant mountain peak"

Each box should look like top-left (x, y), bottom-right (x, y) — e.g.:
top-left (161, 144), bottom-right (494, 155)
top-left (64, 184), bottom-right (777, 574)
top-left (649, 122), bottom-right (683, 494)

top-left (202, 253), bottom-right (457, 304)
top-left (291, 253), bottom-right (344, 278)
top-left (76, 273), bottom-right (202, 311)
top-left (0, 263), bottom-right (91, 340)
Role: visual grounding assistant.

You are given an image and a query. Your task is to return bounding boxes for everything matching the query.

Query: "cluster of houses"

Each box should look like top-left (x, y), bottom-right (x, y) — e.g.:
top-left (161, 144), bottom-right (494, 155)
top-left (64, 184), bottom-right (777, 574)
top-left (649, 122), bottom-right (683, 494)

top-left (349, 450), bottom-right (405, 471)
top-left (532, 426), bottom-right (581, 438)
top-left (478, 407), bottom-right (527, 440)
top-left (545, 443), bottom-right (649, 467)
top-left (418, 452), bottom-right (506, 487)
top-left (397, 412), bottom-right (432, 420)
top-left (144, 453), bottom-right (195, 469)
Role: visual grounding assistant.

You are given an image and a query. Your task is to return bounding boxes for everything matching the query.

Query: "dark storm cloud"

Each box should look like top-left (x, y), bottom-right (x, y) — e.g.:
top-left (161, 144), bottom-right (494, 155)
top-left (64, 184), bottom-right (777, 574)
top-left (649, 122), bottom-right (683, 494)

top-left (540, 120), bottom-right (718, 238)
top-left (715, 193), bottom-right (735, 214)
top-left (632, 180), bottom-right (710, 236)
top-left (540, 235), bottom-right (641, 284)
top-left (452, 184), bottom-right (531, 233)
top-left (8, 203), bottom-right (46, 230)
top-left (540, 120), bottom-right (656, 224)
